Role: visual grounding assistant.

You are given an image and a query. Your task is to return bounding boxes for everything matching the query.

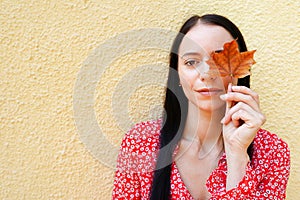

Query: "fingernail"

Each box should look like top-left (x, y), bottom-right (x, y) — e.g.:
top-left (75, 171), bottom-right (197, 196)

top-left (232, 85), bottom-right (238, 90)
top-left (220, 94), bottom-right (227, 100)
top-left (228, 83), bottom-right (232, 92)
top-left (221, 117), bottom-right (225, 123)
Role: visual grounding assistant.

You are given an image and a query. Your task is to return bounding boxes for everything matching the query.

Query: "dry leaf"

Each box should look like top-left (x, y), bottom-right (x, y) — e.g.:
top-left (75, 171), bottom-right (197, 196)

top-left (206, 39), bottom-right (256, 81)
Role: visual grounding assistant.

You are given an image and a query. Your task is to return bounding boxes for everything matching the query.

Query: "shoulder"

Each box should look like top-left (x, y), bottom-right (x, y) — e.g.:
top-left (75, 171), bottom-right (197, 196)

top-left (120, 118), bottom-right (162, 149)
top-left (254, 129), bottom-right (289, 152)
top-left (116, 119), bottom-right (162, 173)
top-left (252, 129), bottom-right (290, 169)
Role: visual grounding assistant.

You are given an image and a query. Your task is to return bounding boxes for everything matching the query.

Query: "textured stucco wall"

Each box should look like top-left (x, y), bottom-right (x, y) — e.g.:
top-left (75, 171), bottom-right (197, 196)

top-left (1, 0), bottom-right (299, 199)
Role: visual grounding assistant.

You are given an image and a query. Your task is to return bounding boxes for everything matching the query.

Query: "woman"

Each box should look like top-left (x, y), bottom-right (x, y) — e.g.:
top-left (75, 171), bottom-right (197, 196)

top-left (112, 14), bottom-right (290, 200)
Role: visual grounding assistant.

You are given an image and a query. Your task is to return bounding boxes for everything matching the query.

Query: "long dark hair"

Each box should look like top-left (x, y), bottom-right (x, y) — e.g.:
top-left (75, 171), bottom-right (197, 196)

top-left (150, 14), bottom-right (253, 199)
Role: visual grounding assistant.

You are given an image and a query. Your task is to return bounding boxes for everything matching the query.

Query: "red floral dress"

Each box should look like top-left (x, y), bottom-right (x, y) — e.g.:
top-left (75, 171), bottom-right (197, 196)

top-left (112, 119), bottom-right (290, 199)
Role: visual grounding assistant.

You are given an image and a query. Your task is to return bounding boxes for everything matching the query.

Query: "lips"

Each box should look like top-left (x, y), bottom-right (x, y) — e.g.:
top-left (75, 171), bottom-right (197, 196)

top-left (195, 88), bottom-right (223, 96)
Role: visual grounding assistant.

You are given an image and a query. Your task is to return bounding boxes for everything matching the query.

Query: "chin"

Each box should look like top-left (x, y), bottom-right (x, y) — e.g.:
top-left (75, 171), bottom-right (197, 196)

top-left (199, 105), bottom-right (224, 112)
top-left (193, 100), bottom-right (225, 112)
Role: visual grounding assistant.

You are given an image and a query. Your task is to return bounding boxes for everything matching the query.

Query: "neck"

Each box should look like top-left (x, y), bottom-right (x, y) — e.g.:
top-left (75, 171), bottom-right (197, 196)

top-left (182, 101), bottom-right (225, 146)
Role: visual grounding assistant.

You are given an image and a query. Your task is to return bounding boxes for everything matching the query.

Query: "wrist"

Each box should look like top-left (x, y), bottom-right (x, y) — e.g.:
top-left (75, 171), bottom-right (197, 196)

top-left (225, 147), bottom-right (250, 191)
top-left (224, 139), bottom-right (249, 158)
top-left (225, 145), bottom-right (250, 166)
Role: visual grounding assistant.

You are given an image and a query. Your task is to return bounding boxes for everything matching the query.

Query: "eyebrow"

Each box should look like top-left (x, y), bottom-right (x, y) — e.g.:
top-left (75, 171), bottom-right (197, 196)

top-left (181, 50), bottom-right (223, 58)
top-left (181, 52), bottom-right (203, 58)
top-left (214, 49), bottom-right (223, 53)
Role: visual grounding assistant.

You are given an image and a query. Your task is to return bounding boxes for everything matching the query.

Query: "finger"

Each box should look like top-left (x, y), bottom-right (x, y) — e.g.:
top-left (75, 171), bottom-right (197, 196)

top-left (231, 109), bottom-right (253, 128)
top-left (231, 86), bottom-right (260, 104)
top-left (231, 108), bottom-right (265, 128)
top-left (226, 83), bottom-right (233, 112)
top-left (220, 83), bottom-right (232, 124)
top-left (223, 102), bottom-right (254, 124)
top-left (220, 91), bottom-right (260, 112)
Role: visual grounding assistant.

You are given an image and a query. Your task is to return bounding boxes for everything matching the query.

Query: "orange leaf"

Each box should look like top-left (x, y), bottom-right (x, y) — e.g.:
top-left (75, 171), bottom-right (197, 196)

top-left (206, 39), bottom-right (256, 80)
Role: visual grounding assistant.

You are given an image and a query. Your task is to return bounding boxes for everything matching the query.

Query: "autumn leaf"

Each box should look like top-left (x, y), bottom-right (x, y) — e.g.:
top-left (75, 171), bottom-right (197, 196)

top-left (206, 39), bottom-right (256, 82)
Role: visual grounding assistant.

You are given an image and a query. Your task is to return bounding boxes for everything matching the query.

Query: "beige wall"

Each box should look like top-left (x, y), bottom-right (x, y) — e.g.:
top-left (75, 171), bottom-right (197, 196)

top-left (1, 0), bottom-right (299, 199)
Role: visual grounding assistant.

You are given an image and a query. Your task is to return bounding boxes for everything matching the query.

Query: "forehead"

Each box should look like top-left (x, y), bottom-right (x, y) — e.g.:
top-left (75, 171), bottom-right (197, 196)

top-left (179, 23), bottom-right (234, 56)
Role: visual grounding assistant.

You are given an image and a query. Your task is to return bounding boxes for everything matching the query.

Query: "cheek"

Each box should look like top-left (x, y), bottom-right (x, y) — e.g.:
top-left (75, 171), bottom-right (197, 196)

top-left (178, 66), bottom-right (198, 87)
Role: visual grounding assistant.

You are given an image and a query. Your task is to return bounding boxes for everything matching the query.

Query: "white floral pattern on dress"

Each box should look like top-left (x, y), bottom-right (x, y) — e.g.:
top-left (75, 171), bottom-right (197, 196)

top-left (112, 119), bottom-right (290, 200)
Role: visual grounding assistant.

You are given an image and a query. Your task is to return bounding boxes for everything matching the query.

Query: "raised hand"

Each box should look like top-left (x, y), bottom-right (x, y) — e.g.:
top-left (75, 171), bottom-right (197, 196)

top-left (221, 84), bottom-right (266, 152)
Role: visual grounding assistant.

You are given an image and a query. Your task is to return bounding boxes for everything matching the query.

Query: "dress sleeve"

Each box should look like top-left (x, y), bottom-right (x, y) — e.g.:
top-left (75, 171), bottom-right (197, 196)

top-left (207, 131), bottom-right (290, 200)
top-left (112, 120), bottom-right (160, 200)
top-left (112, 170), bottom-right (141, 199)
top-left (112, 128), bottom-right (141, 199)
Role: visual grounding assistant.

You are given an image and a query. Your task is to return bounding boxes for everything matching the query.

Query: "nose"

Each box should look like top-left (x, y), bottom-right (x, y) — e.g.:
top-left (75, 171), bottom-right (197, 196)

top-left (199, 71), bottom-right (217, 81)
top-left (197, 62), bottom-right (217, 81)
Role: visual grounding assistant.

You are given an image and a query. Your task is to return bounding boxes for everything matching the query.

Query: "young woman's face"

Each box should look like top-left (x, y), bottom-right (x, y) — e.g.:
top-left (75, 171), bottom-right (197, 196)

top-left (178, 22), bottom-right (237, 112)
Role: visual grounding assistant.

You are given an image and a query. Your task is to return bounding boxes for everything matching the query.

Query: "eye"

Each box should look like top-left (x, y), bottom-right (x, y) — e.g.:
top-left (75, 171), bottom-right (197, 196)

top-left (184, 59), bottom-right (202, 67)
